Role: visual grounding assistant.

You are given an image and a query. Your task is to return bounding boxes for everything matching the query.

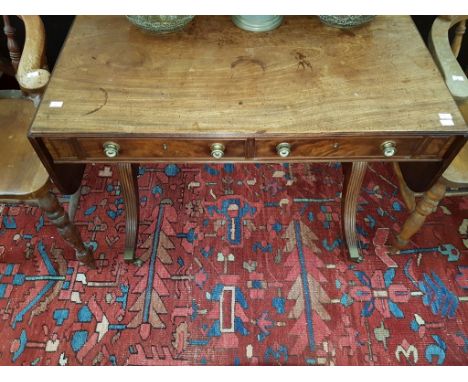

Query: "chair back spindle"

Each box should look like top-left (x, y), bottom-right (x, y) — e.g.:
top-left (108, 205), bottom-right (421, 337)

top-left (451, 19), bottom-right (466, 58)
top-left (2, 15), bottom-right (21, 73)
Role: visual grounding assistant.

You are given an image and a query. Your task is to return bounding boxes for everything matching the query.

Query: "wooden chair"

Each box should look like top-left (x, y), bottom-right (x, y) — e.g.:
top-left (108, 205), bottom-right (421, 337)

top-left (0, 16), bottom-right (95, 267)
top-left (393, 15), bottom-right (468, 249)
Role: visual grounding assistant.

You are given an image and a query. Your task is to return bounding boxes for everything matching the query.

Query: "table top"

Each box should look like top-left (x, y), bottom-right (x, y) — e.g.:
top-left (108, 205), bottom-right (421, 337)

top-left (30, 15), bottom-right (467, 138)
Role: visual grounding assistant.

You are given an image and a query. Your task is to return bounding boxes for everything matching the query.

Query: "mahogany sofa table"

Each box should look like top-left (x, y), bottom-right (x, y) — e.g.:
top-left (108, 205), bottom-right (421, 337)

top-left (29, 16), bottom-right (467, 263)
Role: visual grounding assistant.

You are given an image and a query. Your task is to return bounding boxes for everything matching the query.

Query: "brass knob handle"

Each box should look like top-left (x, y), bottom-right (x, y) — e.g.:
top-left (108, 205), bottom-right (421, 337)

top-left (276, 142), bottom-right (291, 158)
top-left (103, 141), bottom-right (120, 158)
top-left (210, 143), bottom-right (225, 159)
top-left (381, 141), bottom-right (397, 157)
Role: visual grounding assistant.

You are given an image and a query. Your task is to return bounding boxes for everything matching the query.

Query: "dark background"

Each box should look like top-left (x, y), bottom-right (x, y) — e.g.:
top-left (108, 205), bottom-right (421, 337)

top-left (0, 16), bottom-right (466, 89)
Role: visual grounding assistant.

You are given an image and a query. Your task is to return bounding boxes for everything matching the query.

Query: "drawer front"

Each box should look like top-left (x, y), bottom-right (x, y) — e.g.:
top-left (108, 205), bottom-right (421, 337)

top-left (254, 136), bottom-right (454, 160)
top-left (43, 135), bottom-right (454, 162)
top-left (44, 138), bottom-right (247, 161)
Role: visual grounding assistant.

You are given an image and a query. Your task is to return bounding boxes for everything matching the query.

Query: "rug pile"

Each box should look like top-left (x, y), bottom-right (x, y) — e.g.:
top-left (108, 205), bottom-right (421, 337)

top-left (0, 162), bottom-right (466, 365)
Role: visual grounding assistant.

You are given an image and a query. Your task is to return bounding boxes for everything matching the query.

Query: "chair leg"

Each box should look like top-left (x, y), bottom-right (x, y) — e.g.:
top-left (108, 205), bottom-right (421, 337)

top-left (67, 186), bottom-right (81, 222)
top-left (393, 179), bottom-right (447, 249)
top-left (392, 162), bottom-right (416, 212)
top-left (37, 190), bottom-right (96, 268)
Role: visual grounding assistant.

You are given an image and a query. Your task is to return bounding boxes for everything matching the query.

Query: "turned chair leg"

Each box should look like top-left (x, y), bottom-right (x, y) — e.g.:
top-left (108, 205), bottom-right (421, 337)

top-left (393, 179), bottom-right (447, 249)
top-left (36, 190), bottom-right (96, 268)
top-left (67, 186), bottom-right (81, 222)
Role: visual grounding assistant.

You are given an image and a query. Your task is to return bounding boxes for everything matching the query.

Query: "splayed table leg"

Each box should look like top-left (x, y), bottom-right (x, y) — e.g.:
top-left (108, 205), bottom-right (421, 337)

top-left (342, 161), bottom-right (367, 263)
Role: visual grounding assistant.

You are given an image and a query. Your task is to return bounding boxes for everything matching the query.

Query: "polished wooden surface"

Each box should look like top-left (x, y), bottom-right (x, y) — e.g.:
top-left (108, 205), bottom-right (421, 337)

top-left (28, 16), bottom-right (468, 262)
top-left (31, 16), bottom-right (466, 137)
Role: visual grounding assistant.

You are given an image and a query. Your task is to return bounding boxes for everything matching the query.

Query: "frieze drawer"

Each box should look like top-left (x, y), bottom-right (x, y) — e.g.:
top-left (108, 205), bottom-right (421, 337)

top-left (43, 138), bottom-right (247, 162)
top-left (254, 136), bottom-right (454, 160)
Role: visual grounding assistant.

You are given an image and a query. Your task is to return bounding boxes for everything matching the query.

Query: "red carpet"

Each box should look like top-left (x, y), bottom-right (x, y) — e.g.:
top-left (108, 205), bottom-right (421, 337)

top-left (0, 162), bottom-right (467, 365)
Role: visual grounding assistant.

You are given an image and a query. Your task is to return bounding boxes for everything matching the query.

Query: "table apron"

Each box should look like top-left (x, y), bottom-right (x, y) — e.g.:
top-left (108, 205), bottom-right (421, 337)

top-left (40, 135), bottom-right (457, 163)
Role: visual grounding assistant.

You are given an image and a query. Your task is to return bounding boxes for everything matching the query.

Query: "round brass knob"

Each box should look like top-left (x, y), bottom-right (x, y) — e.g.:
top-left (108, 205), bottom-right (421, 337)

top-left (381, 141), bottom-right (397, 157)
top-left (103, 141), bottom-right (120, 158)
top-left (276, 142), bottom-right (291, 158)
top-left (210, 143), bottom-right (225, 159)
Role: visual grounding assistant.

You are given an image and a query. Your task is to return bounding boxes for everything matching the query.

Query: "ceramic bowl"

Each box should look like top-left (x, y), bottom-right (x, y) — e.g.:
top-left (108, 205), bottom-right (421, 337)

top-left (127, 15), bottom-right (194, 34)
top-left (319, 15), bottom-right (375, 29)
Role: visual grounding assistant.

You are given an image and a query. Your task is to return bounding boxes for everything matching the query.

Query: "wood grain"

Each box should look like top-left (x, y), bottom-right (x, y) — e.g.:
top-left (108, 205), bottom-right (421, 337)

top-left (0, 98), bottom-right (49, 196)
top-left (30, 16), bottom-right (467, 138)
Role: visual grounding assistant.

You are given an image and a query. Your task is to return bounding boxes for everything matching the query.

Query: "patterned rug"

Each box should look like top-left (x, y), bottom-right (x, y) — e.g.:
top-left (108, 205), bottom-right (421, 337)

top-left (0, 162), bottom-right (466, 366)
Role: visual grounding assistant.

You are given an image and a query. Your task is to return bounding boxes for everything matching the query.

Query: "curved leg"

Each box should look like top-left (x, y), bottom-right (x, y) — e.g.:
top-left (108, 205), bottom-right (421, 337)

top-left (37, 190), bottom-right (96, 268)
top-left (342, 161), bottom-right (367, 263)
top-left (393, 179), bottom-right (447, 249)
top-left (117, 163), bottom-right (139, 262)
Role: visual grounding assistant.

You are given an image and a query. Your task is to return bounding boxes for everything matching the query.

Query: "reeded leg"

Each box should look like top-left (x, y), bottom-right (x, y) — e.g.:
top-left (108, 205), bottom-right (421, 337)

top-left (37, 190), bottom-right (96, 268)
top-left (393, 179), bottom-right (447, 249)
top-left (342, 162), bottom-right (367, 263)
top-left (117, 163), bottom-right (139, 262)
